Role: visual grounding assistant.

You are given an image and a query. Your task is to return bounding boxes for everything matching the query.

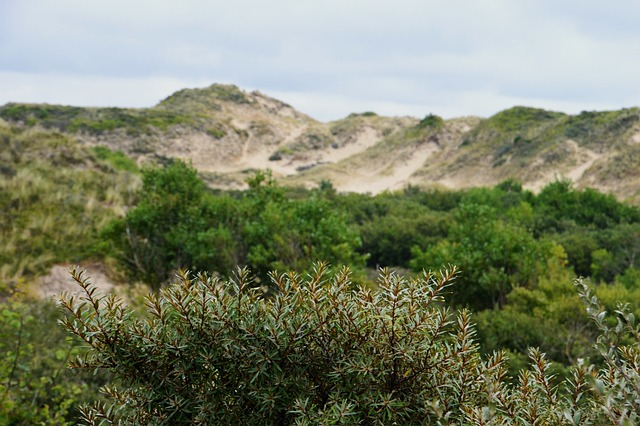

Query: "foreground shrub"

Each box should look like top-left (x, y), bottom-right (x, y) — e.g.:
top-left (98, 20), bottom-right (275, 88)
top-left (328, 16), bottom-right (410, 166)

top-left (60, 266), bottom-right (639, 425)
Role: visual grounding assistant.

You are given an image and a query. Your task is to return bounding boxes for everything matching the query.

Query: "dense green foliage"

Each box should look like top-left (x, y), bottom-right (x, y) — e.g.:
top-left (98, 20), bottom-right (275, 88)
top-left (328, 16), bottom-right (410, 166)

top-left (411, 202), bottom-right (550, 310)
top-left (103, 165), bottom-right (364, 289)
top-left (417, 113), bottom-right (445, 129)
top-left (1, 287), bottom-right (107, 425)
top-left (60, 266), bottom-right (640, 425)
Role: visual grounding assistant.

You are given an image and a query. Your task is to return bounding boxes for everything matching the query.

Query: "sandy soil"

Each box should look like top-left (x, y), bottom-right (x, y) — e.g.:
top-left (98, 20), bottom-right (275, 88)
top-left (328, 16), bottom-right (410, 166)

top-left (565, 152), bottom-right (599, 182)
top-left (526, 140), bottom-right (601, 192)
top-left (320, 126), bottom-right (381, 164)
top-left (339, 142), bottom-right (440, 194)
top-left (34, 264), bottom-right (115, 301)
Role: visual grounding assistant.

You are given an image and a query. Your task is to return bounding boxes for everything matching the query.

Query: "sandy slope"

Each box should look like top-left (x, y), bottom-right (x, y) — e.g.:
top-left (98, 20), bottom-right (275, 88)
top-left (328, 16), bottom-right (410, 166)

top-left (59, 85), bottom-right (639, 200)
top-left (338, 142), bottom-right (441, 194)
top-left (525, 140), bottom-right (602, 192)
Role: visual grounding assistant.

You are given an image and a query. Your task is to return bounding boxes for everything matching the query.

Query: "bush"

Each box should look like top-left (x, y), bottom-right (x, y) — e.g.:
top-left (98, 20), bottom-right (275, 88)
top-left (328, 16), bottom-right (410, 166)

top-left (417, 114), bottom-right (444, 129)
top-left (347, 111), bottom-right (377, 118)
top-left (410, 203), bottom-right (549, 310)
top-left (268, 151), bottom-right (282, 161)
top-left (102, 160), bottom-right (210, 286)
top-left (0, 287), bottom-right (106, 425)
top-left (105, 165), bottom-right (364, 288)
top-left (60, 266), bottom-right (640, 425)
top-left (60, 265), bottom-right (492, 424)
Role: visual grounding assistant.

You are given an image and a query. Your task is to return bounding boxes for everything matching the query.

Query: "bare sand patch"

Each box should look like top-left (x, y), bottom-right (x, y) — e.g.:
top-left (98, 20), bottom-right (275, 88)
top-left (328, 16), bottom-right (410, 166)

top-left (525, 140), bottom-right (602, 191)
top-left (34, 263), bottom-right (115, 301)
top-left (321, 126), bottom-right (381, 164)
top-left (339, 143), bottom-right (440, 194)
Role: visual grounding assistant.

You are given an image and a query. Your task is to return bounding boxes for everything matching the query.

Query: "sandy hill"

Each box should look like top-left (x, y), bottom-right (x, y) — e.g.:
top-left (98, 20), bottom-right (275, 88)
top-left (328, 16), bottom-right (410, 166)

top-left (1, 84), bottom-right (640, 203)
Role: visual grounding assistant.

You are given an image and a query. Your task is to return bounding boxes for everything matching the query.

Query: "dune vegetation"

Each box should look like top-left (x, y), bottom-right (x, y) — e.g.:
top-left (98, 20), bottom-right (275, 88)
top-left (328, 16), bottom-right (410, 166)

top-left (2, 89), bottom-right (640, 423)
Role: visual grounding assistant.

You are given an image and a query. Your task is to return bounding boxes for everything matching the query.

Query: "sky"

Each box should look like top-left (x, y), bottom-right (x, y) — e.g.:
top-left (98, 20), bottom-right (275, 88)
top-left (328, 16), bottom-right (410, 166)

top-left (1, 0), bottom-right (639, 122)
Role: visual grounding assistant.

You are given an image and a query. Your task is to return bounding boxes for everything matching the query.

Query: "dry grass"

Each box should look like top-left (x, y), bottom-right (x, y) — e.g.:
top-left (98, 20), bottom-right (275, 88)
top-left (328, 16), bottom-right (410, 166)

top-left (0, 126), bottom-right (139, 290)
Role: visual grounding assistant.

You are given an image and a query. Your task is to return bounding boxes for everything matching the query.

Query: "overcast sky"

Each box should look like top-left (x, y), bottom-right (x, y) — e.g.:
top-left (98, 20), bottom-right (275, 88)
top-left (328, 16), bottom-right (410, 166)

top-left (1, 0), bottom-right (639, 121)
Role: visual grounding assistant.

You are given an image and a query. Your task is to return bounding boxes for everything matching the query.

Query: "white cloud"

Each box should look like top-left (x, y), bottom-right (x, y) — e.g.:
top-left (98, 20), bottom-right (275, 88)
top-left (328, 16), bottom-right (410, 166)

top-left (1, 0), bottom-right (639, 120)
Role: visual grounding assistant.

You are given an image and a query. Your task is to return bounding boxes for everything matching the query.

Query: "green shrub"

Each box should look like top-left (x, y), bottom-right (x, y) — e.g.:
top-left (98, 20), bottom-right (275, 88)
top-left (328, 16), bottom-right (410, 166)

top-left (410, 202), bottom-right (550, 310)
top-left (576, 278), bottom-right (640, 424)
top-left (104, 165), bottom-right (364, 288)
top-left (268, 151), bottom-right (282, 161)
top-left (209, 84), bottom-right (250, 103)
top-left (60, 265), bottom-right (492, 424)
top-left (487, 107), bottom-right (565, 133)
top-left (417, 114), bottom-right (444, 129)
top-left (60, 266), bottom-right (640, 425)
top-left (347, 111), bottom-right (377, 118)
top-left (206, 127), bottom-right (226, 139)
top-left (0, 287), bottom-right (106, 425)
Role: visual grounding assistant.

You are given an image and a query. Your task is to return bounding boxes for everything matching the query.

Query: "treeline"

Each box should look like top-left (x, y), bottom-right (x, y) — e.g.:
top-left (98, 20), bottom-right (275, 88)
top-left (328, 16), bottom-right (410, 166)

top-left (99, 161), bottom-right (640, 376)
top-left (104, 161), bottom-right (640, 291)
top-left (100, 163), bottom-right (364, 288)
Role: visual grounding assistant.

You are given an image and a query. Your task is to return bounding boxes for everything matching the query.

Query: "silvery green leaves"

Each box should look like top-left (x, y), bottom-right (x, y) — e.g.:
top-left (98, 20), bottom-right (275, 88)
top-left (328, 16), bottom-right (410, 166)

top-left (577, 278), bottom-right (640, 425)
top-left (59, 268), bottom-right (640, 425)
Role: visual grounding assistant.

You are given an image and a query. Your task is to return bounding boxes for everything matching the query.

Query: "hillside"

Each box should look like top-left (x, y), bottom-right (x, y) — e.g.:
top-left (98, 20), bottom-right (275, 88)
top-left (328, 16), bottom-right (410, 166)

top-left (1, 84), bottom-right (640, 202)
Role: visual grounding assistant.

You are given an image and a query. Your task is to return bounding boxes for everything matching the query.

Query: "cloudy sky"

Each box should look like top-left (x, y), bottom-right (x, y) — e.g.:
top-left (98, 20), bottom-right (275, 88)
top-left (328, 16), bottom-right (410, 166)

top-left (1, 0), bottom-right (639, 121)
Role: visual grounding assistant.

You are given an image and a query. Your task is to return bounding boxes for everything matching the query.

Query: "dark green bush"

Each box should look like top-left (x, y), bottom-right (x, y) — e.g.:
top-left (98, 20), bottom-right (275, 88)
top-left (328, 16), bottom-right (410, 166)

top-left (417, 113), bottom-right (444, 129)
top-left (268, 151), bottom-right (282, 161)
top-left (347, 111), bottom-right (378, 118)
top-left (410, 202), bottom-right (550, 310)
top-left (104, 165), bottom-right (364, 288)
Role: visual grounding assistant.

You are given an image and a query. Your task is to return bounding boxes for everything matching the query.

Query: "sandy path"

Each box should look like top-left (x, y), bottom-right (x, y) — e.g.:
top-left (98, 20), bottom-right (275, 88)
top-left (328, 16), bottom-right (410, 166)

top-left (320, 127), bottom-right (381, 164)
top-left (565, 151), bottom-right (599, 182)
top-left (526, 140), bottom-right (601, 191)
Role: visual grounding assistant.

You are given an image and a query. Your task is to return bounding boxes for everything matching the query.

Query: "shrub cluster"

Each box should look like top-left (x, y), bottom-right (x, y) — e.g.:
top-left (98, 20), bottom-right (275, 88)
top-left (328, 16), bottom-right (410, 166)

top-left (102, 165), bottom-right (364, 288)
top-left (60, 266), bottom-right (640, 425)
